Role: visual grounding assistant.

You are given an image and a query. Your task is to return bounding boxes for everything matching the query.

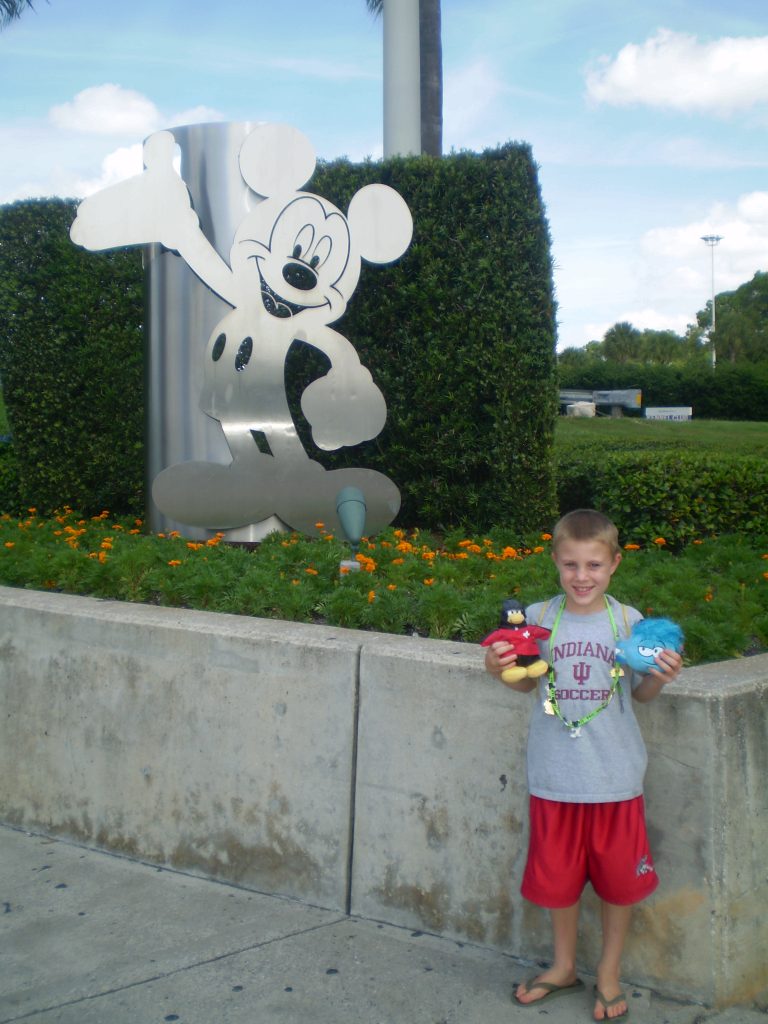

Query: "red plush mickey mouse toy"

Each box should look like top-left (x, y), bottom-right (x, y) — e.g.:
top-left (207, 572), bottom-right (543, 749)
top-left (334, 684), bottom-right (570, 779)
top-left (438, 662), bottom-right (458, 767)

top-left (481, 598), bottom-right (551, 686)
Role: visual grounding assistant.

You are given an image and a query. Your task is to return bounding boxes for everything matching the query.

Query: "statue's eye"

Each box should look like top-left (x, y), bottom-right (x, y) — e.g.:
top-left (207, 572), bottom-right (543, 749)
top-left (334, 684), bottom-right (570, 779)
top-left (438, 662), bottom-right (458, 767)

top-left (293, 224), bottom-right (315, 261)
top-left (310, 254), bottom-right (320, 269)
top-left (312, 235), bottom-right (332, 269)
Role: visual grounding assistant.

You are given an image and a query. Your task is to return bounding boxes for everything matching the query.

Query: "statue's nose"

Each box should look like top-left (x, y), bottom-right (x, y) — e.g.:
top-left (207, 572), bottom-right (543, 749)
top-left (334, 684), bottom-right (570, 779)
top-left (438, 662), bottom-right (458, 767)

top-left (282, 261), bottom-right (317, 291)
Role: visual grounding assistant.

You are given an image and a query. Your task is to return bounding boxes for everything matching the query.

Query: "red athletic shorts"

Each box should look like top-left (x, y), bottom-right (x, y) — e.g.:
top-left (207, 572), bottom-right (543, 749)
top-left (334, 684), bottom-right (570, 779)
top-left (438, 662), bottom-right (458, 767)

top-left (521, 795), bottom-right (659, 908)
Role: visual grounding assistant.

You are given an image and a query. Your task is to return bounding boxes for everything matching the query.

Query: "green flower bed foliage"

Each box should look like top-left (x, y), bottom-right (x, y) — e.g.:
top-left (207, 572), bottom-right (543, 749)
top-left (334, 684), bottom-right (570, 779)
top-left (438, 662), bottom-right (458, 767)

top-left (0, 199), bottom-right (144, 517)
top-left (295, 144), bottom-right (559, 533)
top-left (558, 359), bottom-right (768, 420)
top-left (2, 508), bottom-right (767, 666)
top-left (556, 448), bottom-right (768, 548)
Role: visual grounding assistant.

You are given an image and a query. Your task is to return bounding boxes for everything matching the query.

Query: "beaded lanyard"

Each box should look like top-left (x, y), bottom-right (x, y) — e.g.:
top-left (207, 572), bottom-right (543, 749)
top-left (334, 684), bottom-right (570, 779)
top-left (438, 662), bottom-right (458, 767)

top-left (543, 596), bottom-right (624, 738)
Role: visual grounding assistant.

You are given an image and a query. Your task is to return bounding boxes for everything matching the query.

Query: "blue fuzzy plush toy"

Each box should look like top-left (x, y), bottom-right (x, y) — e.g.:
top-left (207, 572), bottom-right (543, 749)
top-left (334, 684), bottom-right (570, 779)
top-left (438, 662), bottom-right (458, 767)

top-left (615, 617), bottom-right (684, 673)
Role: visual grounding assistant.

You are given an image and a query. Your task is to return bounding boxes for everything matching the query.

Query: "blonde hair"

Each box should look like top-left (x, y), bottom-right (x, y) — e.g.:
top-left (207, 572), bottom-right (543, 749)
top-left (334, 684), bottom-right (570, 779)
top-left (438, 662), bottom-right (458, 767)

top-left (552, 509), bottom-right (620, 557)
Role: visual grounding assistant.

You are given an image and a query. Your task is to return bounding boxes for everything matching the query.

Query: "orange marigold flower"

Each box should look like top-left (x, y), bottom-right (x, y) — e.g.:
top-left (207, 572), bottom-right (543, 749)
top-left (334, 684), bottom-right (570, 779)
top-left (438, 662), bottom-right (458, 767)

top-left (314, 522), bottom-right (325, 529)
top-left (340, 566), bottom-right (350, 575)
top-left (693, 539), bottom-right (703, 545)
top-left (167, 559), bottom-right (182, 567)
top-left (763, 572), bottom-right (768, 580)
top-left (367, 590), bottom-right (376, 603)
top-left (624, 543), bottom-right (641, 551)
top-left (653, 537), bottom-right (666, 546)
top-left (98, 551), bottom-right (107, 564)
top-left (501, 546), bottom-right (518, 559)
top-left (395, 541), bottom-right (414, 554)
top-left (391, 557), bottom-right (405, 565)
top-left (305, 567), bottom-right (319, 575)
top-left (27, 507), bottom-right (37, 514)
top-left (387, 584), bottom-right (397, 591)
top-left (4, 541), bottom-right (14, 548)
top-left (458, 539), bottom-right (474, 548)
top-left (422, 551), bottom-right (436, 561)
top-left (704, 591), bottom-right (714, 601)
top-left (129, 529), bottom-right (140, 535)
top-left (291, 578), bottom-right (300, 585)
top-left (423, 578), bottom-right (435, 586)
top-left (533, 546), bottom-right (545, 554)
top-left (393, 529), bottom-right (405, 539)
top-left (187, 542), bottom-right (204, 551)
top-left (540, 533), bottom-right (552, 541)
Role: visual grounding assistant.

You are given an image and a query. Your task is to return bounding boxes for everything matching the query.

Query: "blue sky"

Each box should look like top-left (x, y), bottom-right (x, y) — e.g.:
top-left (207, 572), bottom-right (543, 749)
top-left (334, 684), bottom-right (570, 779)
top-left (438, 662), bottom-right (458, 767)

top-left (1, 0), bottom-right (767, 349)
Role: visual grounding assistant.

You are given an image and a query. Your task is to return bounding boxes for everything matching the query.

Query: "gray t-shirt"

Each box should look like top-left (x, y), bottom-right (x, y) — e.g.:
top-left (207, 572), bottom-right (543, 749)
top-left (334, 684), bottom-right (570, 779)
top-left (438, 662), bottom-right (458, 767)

top-left (525, 594), bottom-right (646, 803)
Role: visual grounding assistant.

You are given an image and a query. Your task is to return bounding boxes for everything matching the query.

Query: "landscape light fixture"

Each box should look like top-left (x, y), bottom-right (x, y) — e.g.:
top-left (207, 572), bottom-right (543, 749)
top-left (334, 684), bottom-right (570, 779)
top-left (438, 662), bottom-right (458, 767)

top-left (701, 234), bottom-right (723, 369)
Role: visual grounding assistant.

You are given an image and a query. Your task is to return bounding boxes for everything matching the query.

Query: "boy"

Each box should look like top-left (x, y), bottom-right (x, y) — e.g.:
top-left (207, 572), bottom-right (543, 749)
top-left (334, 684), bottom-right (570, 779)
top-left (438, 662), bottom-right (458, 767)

top-left (484, 509), bottom-right (682, 1022)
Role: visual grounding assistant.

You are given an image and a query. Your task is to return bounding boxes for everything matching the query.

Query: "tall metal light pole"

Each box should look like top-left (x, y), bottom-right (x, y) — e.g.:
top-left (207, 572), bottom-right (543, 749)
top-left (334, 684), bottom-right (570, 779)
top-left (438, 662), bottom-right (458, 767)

top-left (701, 234), bottom-right (723, 370)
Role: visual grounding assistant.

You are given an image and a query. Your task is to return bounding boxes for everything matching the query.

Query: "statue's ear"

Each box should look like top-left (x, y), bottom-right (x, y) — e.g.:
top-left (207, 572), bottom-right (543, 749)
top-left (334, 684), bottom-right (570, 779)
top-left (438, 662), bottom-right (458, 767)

top-left (238, 123), bottom-right (316, 198)
top-left (347, 184), bottom-right (413, 264)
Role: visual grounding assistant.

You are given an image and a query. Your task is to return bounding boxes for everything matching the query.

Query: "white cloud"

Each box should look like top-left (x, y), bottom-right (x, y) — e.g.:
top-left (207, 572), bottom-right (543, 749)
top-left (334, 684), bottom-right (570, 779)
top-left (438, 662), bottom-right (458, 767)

top-left (49, 84), bottom-right (162, 136)
top-left (73, 144), bottom-right (144, 197)
top-left (168, 106), bottom-right (226, 128)
top-left (585, 29), bottom-right (768, 116)
top-left (641, 193), bottom-right (768, 291)
top-left (443, 59), bottom-right (505, 147)
top-left (556, 190), bottom-right (768, 349)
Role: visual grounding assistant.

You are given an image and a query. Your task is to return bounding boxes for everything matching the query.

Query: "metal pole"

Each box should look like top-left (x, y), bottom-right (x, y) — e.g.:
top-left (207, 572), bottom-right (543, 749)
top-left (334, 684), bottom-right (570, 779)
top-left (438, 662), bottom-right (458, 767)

top-left (701, 234), bottom-right (722, 370)
top-left (383, 0), bottom-right (421, 157)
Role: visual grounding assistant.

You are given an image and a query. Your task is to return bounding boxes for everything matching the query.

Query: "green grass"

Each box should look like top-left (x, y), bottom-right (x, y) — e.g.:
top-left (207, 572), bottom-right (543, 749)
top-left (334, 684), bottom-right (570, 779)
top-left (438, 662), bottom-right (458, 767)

top-left (555, 416), bottom-right (768, 454)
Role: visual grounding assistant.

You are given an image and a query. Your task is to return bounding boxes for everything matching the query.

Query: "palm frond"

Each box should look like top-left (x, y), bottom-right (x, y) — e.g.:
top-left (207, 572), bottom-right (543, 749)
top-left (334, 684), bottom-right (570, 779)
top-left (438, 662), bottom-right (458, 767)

top-left (0, 0), bottom-right (39, 28)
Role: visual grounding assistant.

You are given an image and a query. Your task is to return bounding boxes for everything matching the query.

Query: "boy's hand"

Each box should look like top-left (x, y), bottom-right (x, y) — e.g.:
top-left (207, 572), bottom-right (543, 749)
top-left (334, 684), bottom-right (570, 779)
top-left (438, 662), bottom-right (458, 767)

top-left (633, 647), bottom-right (683, 702)
top-left (484, 640), bottom-right (518, 677)
top-left (648, 648), bottom-right (683, 684)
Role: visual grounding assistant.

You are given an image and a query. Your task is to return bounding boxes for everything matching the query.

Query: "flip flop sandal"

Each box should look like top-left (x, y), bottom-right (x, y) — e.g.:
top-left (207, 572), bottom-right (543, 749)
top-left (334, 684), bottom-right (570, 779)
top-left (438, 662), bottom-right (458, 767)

top-left (513, 976), bottom-right (585, 1006)
top-left (594, 985), bottom-right (630, 1019)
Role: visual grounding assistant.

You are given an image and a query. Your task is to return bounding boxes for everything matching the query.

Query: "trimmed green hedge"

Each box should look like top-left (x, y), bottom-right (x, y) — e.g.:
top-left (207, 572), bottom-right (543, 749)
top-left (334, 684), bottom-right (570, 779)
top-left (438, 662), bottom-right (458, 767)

top-left (295, 145), bottom-right (559, 530)
top-left (556, 447), bottom-right (768, 548)
top-left (0, 199), bottom-right (144, 516)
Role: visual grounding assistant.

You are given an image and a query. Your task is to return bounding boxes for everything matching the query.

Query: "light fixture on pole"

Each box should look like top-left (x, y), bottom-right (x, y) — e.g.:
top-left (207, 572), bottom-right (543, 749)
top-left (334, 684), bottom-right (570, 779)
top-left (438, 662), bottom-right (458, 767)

top-left (701, 234), bottom-right (723, 369)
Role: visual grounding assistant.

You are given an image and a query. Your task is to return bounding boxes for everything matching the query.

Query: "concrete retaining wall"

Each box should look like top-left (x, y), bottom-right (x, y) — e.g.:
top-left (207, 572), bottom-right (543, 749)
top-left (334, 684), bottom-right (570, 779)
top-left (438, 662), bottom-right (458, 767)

top-left (1, 586), bottom-right (765, 1007)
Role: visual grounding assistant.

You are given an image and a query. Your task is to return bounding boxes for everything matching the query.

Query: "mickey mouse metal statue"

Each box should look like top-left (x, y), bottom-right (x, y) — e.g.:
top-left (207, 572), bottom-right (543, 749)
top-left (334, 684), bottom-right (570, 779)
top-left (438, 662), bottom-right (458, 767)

top-left (70, 123), bottom-right (413, 537)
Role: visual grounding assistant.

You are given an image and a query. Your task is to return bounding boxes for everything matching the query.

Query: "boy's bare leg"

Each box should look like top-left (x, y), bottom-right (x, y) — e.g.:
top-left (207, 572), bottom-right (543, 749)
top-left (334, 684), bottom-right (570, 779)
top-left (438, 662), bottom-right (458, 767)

top-left (515, 902), bottom-right (580, 1004)
top-left (594, 901), bottom-right (632, 1020)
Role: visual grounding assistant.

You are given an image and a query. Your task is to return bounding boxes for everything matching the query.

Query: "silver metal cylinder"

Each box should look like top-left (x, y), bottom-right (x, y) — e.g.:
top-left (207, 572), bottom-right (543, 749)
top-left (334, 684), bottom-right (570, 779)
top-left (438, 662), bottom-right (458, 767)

top-left (144, 121), bottom-right (283, 540)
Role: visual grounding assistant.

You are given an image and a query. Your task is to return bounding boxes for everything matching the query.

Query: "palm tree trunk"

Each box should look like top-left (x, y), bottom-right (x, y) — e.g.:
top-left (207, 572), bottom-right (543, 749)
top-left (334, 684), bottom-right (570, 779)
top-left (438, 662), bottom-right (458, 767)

top-left (419, 0), bottom-right (442, 156)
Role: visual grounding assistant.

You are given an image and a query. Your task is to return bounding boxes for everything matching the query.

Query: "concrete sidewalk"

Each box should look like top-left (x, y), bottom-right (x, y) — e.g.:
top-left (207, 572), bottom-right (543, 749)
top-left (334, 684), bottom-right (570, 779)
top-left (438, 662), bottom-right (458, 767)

top-left (0, 825), bottom-right (763, 1024)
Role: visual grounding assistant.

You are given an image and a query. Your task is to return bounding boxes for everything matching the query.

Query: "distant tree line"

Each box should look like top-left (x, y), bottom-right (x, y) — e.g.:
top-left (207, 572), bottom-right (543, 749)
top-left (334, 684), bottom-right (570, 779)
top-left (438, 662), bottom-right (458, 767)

top-left (559, 270), bottom-right (768, 369)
